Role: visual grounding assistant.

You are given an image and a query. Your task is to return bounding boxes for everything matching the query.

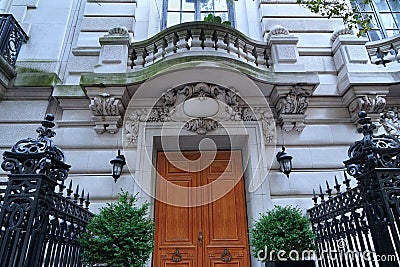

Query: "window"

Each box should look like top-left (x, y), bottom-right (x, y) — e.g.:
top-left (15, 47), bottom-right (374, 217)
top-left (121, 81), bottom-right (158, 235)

top-left (162, 0), bottom-right (235, 29)
top-left (354, 0), bottom-right (400, 41)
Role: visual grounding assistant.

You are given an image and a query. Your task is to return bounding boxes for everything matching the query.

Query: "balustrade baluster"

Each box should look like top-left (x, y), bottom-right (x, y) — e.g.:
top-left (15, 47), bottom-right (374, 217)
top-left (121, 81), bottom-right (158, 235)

top-left (190, 28), bottom-right (202, 51)
top-left (203, 29), bottom-right (215, 50)
top-left (176, 30), bottom-right (189, 52)
top-left (126, 23), bottom-right (273, 70)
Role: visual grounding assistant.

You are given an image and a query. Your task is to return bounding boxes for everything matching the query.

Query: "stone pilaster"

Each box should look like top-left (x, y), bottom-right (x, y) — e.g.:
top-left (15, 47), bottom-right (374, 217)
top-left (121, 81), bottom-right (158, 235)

top-left (266, 25), bottom-right (305, 72)
top-left (95, 26), bottom-right (132, 73)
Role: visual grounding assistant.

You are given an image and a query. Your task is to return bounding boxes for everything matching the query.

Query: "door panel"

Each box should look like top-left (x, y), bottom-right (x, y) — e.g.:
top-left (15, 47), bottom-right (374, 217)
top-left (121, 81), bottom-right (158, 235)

top-left (154, 151), bottom-right (250, 267)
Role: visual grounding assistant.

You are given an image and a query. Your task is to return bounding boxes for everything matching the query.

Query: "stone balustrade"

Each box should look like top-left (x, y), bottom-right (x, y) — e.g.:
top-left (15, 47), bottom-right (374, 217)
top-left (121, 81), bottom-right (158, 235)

top-left (129, 22), bottom-right (271, 69)
top-left (366, 34), bottom-right (400, 67)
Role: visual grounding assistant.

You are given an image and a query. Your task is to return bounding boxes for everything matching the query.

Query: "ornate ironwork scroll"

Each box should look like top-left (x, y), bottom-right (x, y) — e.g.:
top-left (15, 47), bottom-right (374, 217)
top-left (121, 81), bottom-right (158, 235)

top-left (309, 111), bottom-right (400, 267)
top-left (0, 14), bottom-right (28, 66)
top-left (0, 114), bottom-right (92, 267)
top-left (344, 111), bottom-right (400, 177)
top-left (1, 114), bottom-right (71, 181)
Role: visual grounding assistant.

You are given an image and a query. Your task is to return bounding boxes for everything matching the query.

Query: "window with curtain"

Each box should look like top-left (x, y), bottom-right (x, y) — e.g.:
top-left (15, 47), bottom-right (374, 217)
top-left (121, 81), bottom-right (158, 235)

top-left (354, 0), bottom-right (400, 41)
top-left (162, 0), bottom-right (235, 29)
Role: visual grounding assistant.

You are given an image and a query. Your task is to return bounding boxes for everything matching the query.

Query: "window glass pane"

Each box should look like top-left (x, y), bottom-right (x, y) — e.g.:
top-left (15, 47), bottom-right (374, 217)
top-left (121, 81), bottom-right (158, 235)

top-left (167, 12), bottom-right (180, 27)
top-left (380, 13), bottom-right (397, 28)
top-left (388, 1), bottom-right (400, 11)
top-left (182, 12), bottom-right (195, 23)
top-left (182, 0), bottom-right (195, 11)
top-left (214, 12), bottom-right (228, 21)
top-left (201, 0), bottom-right (215, 12)
top-left (168, 0), bottom-right (180, 11)
top-left (363, 12), bottom-right (381, 28)
top-left (392, 13), bottom-right (400, 28)
top-left (386, 29), bottom-right (400, 37)
top-left (200, 11), bottom-right (228, 21)
top-left (214, 0), bottom-right (228, 11)
top-left (368, 30), bottom-right (384, 41)
top-left (356, 0), bottom-right (373, 11)
top-left (373, 0), bottom-right (390, 11)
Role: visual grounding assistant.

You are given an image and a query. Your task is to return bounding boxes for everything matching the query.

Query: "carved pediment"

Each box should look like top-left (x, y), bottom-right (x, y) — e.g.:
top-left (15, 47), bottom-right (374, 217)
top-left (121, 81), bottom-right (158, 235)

top-left (123, 82), bottom-right (276, 147)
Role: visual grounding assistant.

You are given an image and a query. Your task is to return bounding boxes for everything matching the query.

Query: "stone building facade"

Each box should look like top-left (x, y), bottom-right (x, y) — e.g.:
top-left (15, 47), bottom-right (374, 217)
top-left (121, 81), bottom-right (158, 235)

top-left (0, 0), bottom-right (400, 266)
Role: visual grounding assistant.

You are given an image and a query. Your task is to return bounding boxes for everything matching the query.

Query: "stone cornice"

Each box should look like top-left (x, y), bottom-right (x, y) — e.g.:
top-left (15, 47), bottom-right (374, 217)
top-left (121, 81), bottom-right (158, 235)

top-left (81, 60), bottom-right (319, 89)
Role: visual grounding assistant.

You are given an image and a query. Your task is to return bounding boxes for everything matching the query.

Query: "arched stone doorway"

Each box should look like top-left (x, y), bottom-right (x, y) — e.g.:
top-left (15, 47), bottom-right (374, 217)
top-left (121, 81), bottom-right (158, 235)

top-left (122, 63), bottom-right (276, 266)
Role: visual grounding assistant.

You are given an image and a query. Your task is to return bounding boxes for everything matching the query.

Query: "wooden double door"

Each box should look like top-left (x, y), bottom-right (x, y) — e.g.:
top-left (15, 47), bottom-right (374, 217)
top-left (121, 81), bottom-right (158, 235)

top-left (153, 151), bottom-right (250, 267)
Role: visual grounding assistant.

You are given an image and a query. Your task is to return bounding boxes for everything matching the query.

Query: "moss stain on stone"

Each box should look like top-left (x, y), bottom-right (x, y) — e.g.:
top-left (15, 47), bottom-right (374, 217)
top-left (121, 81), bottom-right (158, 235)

top-left (13, 72), bottom-right (61, 87)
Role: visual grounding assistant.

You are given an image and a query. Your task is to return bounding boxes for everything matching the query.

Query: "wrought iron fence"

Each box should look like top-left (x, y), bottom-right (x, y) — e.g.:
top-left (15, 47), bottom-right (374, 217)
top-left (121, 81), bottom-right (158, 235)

top-left (308, 111), bottom-right (400, 267)
top-left (0, 180), bottom-right (6, 205)
top-left (0, 14), bottom-right (28, 66)
top-left (0, 114), bottom-right (92, 267)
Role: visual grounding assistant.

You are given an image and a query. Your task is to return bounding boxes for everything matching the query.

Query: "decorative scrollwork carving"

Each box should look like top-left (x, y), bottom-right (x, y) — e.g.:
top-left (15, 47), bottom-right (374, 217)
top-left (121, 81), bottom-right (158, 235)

top-left (184, 118), bottom-right (219, 135)
top-left (1, 114), bottom-right (70, 181)
top-left (276, 86), bottom-right (311, 114)
top-left (265, 25), bottom-right (289, 44)
top-left (90, 93), bottom-right (124, 116)
top-left (108, 26), bottom-right (128, 36)
top-left (123, 82), bottom-right (276, 147)
top-left (123, 108), bottom-right (150, 147)
top-left (89, 92), bottom-right (125, 134)
top-left (348, 95), bottom-right (386, 123)
top-left (381, 107), bottom-right (400, 138)
top-left (344, 111), bottom-right (400, 177)
top-left (331, 26), bottom-right (354, 42)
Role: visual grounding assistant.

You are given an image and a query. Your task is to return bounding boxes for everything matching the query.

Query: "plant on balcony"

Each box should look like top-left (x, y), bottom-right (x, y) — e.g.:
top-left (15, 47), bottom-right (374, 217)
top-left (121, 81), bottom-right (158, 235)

top-left (80, 191), bottom-right (154, 267)
top-left (204, 13), bottom-right (231, 26)
top-left (250, 205), bottom-right (316, 267)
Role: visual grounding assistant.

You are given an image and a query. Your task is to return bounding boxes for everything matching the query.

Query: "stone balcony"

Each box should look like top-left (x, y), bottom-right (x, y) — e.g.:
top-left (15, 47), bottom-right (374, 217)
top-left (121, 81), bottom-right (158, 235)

top-left (93, 22), bottom-right (305, 75)
top-left (366, 34), bottom-right (400, 67)
top-left (129, 22), bottom-right (272, 70)
top-left (0, 14), bottom-right (28, 99)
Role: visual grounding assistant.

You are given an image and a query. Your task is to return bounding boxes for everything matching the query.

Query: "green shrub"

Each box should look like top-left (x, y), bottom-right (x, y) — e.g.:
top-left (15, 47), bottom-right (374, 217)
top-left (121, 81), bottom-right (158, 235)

top-left (250, 205), bottom-right (316, 262)
top-left (80, 191), bottom-right (154, 267)
top-left (204, 13), bottom-right (231, 26)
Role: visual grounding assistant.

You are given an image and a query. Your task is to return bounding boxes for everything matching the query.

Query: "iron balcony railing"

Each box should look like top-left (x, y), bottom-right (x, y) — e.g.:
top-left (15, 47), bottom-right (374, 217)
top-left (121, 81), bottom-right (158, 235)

top-left (129, 21), bottom-right (271, 69)
top-left (0, 14), bottom-right (28, 66)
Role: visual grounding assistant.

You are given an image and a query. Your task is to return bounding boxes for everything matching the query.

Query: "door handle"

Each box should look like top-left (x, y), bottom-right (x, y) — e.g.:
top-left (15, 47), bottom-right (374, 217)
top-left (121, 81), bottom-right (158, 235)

top-left (198, 231), bottom-right (203, 247)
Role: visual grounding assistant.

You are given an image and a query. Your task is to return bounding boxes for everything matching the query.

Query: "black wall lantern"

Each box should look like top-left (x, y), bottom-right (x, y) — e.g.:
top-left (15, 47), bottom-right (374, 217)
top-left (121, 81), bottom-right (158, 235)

top-left (276, 146), bottom-right (293, 178)
top-left (110, 149), bottom-right (126, 182)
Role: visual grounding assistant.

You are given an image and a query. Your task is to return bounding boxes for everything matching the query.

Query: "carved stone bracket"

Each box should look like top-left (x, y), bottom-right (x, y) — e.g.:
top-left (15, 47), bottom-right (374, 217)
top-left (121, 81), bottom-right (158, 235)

top-left (271, 85), bottom-right (314, 132)
top-left (85, 86), bottom-right (128, 134)
top-left (342, 86), bottom-right (389, 126)
top-left (123, 82), bottom-right (276, 147)
top-left (89, 93), bottom-right (124, 134)
top-left (348, 94), bottom-right (386, 124)
top-left (381, 107), bottom-right (400, 138)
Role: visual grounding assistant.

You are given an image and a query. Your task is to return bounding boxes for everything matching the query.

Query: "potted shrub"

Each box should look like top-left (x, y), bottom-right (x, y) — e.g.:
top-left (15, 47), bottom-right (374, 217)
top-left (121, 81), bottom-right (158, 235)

top-left (250, 205), bottom-right (316, 267)
top-left (80, 191), bottom-right (154, 267)
top-left (203, 13), bottom-right (231, 26)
